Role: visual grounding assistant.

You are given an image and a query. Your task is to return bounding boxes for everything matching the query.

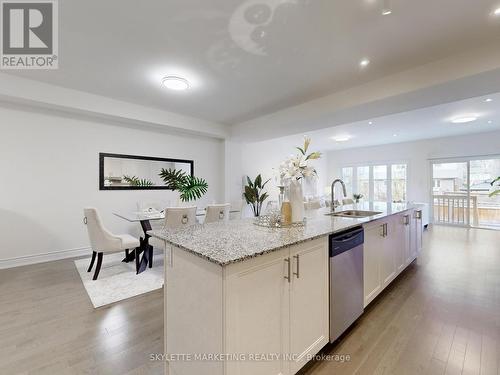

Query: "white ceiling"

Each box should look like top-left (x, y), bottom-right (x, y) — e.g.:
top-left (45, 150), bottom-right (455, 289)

top-left (6, 0), bottom-right (500, 125)
top-left (302, 93), bottom-right (500, 151)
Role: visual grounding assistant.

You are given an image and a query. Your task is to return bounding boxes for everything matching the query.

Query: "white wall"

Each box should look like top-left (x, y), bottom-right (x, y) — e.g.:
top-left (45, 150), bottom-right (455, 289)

top-left (326, 129), bottom-right (500, 203)
top-left (0, 105), bottom-right (224, 267)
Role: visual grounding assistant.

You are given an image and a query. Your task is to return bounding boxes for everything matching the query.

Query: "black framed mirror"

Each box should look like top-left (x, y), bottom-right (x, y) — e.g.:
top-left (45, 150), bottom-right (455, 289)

top-left (99, 153), bottom-right (194, 190)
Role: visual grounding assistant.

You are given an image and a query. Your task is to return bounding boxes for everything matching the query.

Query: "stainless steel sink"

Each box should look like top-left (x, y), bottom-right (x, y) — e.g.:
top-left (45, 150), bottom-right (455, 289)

top-left (325, 210), bottom-right (382, 218)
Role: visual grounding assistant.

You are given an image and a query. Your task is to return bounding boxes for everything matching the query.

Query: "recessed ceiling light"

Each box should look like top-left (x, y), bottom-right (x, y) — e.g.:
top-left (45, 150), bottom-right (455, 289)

top-left (359, 59), bottom-right (370, 68)
top-left (488, 120), bottom-right (493, 124)
top-left (382, 9), bottom-right (392, 15)
top-left (392, 134), bottom-right (398, 137)
top-left (485, 98), bottom-right (493, 102)
top-left (450, 115), bottom-right (478, 124)
top-left (368, 121), bottom-right (373, 125)
top-left (161, 76), bottom-right (190, 91)
top-left (494, 7), bottom-right (500, 15)
top-left (332, 136), bottom-right (351, 142)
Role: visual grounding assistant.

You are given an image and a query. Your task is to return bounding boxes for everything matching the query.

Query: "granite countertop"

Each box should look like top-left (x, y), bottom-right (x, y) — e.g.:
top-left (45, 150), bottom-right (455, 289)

top-left (149, 202), bottom-right (420, 266)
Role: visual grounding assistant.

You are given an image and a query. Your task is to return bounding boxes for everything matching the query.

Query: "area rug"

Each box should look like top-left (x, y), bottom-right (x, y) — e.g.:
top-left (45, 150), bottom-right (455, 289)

top-left (74, 251), bottom-right (164, 308)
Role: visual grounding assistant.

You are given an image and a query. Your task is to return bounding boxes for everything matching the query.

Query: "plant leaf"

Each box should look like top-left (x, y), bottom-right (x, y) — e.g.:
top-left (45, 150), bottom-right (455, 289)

top-left (246, 176), bottom-right (253, 188)
top-left (123, 175), bottom-right (154, 187)
top-left (305, 152), bottom-right (322, 161)
top-left (159, 168), bottom-right (187, 189)
top-left (243, 185), bottom-right (257, 203)
top-left (296, 147), bottom-right (305, 155)
top-left (255, 174), bottom-right (262, 189)
top-left (489, 189), bottom-right (500, 198)
top-left (178, 176), bottom-right (208, 202)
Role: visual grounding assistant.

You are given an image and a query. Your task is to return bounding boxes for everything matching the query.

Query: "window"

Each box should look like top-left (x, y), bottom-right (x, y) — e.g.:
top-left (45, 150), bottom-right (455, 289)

top-left (357, 166), bottom-right (370, 200)
top-left (391, 164), bottom-right (407, 203)
top-left (341, 162), bottom-right (408, 203)
top-left (373, 165), bottom-right (388, 202)
top-left (341, 167), bottom-right (354, 198)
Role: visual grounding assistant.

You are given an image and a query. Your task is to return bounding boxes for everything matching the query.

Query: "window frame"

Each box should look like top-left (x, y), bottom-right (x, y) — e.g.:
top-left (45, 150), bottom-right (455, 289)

top-left (340, 161), bottom-right (409, 203)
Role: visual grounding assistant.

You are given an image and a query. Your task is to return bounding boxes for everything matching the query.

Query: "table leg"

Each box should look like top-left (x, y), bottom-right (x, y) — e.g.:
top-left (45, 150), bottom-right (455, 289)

top-left (137, 219), bottom-right (152, 274)
top-left (122, 248), bottom-right (136, 263)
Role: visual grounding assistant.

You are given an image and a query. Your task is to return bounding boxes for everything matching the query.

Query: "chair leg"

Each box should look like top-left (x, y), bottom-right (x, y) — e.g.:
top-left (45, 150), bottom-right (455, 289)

top-left (135, 248), bottom-right (140, 274)
top-left (87, 251), bottom-right (97, 272)
top-left (92, 252), bottom-right (103, 280)
top-left (148, 245), bottom-right (153, 268)
top-left (125, 249), bottom-right (129, 259)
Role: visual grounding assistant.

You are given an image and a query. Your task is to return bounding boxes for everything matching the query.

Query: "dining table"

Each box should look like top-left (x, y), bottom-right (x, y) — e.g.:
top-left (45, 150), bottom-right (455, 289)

top-left (113, 208), bottom-right (240, 274)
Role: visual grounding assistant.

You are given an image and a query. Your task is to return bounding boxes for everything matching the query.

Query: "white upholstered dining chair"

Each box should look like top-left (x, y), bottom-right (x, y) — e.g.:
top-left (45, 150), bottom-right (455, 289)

top-left (83, 208), bottom-right (140, 280)
top-left (148, 206), bottom-right (198, 265)
top-left (204, 203), bottom-right (231, 224)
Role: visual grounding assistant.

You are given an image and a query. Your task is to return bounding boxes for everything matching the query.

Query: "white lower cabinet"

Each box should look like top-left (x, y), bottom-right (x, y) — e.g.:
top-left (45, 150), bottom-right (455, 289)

top-left (224, 247), bottom-right (291, 375)
top-left (363, 222), bottom-right (384, 307)
top-left (363, 209), bottom-right (423, 307)
top-left (289, 241), bottom-right (329, 374)
top-left (225, 238), bottom-right (329, 375)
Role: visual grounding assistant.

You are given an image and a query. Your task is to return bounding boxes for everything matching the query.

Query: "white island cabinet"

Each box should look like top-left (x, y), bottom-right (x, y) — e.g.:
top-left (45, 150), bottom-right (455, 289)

top-left (164, 237), bottom-right (329, 375)
top-left (363, 208), bottom-right (423, 307)
top-left (151, 203), bottom-right (423, 375)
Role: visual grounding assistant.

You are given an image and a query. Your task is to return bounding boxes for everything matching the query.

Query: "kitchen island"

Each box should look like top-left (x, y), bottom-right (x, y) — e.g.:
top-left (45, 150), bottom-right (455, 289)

top-left (150, 203), bottom-right (423, 375)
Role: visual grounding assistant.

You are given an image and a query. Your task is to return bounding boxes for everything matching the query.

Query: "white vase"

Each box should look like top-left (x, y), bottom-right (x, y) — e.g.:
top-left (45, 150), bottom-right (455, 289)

top-left (290, 179), bottom-right (305, 223)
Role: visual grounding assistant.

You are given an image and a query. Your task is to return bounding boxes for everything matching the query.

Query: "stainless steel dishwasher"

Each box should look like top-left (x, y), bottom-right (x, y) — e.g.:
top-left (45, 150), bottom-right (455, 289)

top-left (329, 226), bottom-right (364, 342)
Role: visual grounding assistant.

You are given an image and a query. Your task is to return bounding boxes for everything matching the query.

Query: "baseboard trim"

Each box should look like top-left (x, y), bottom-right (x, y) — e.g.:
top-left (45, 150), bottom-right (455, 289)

top-left (0, 247), bottom-right (91, 269)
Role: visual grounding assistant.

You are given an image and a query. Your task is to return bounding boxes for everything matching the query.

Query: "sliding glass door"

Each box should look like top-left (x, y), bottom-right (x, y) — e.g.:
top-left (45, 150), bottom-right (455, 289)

top-left (432, 162), bottom-right (469, 226)
top-left (431, 157), bottom-right (500, 229)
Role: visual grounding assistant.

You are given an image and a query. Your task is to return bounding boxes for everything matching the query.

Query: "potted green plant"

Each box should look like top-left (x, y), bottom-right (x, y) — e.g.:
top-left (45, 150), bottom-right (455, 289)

top-left (159, 168), bottom-right (208, 202)
top-left (243, 175), bottom-right (270, 217)
top-left (353, 193), bottom-right (364, 203)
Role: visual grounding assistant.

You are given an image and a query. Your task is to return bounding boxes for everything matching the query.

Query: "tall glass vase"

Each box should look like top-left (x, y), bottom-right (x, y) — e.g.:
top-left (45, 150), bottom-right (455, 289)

top-left (290, 179), bottom-right (305, 223)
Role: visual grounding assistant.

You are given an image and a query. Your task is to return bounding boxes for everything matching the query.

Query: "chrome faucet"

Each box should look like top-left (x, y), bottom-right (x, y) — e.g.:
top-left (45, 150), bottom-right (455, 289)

top-left (331, 179), bottom-right (347, 211)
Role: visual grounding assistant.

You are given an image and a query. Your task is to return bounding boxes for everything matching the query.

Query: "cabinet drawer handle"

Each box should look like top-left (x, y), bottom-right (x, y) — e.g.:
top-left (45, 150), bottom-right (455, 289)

top-left (416, 210), bottom-right (422, 220)
top-left (284, 258), bottom-right (291, 283)
top-left (404, 215), bottom-right (410, 225)
top-left (293, 255), bottom-right (300, 279)
top-left (380, 223), bottom-right (388, 237)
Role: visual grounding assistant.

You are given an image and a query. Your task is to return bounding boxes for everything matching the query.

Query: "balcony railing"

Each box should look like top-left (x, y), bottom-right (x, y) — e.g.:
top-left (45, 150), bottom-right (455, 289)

top-left (433, 193), bottom-right (500, 227)
top-left (433, 194), bottom-right (478, 226)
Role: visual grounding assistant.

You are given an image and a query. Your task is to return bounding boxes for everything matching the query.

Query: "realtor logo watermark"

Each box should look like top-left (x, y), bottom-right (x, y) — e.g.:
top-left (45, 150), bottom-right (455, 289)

top-left (1, 0), bottom-right (58, 69)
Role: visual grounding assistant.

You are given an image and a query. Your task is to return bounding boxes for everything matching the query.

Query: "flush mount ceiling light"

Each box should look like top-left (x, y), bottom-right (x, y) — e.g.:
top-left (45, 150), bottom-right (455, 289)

top-left (332, 136), bottom-right (351, 142)
top-left (359, 59), bottom-right (370, 68)
top-left (494, 7), bottom-right (500, 16)
top-left (161, 76), bottom-right (190, 91)
top-left (485, 98), bottom-right (493, 102)
top-left (450, 115), bottom-right (478, 124)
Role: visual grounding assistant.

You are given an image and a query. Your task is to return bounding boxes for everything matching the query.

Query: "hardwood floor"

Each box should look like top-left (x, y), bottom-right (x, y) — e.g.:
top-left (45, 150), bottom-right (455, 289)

top-left (0, 257), bottom-right (164, 375)
top-left (303, 226), bottom-right (500, 375)
top-left (0, 225), bottom-right (498, 375)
